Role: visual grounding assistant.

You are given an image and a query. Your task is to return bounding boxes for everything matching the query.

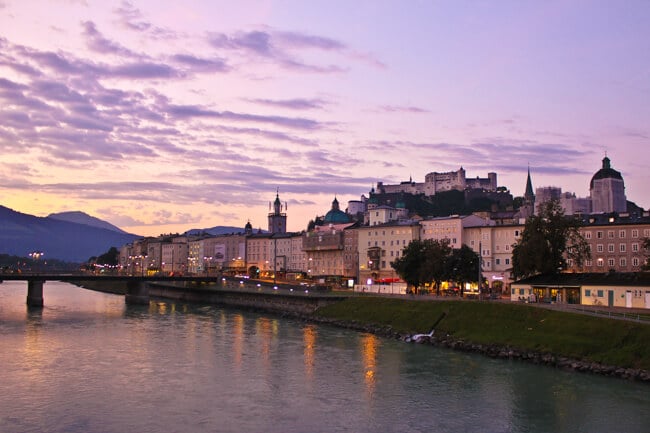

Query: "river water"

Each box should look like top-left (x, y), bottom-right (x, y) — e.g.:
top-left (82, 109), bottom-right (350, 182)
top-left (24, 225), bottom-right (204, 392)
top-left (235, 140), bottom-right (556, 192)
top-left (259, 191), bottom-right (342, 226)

top-left (0, 281), bottom-right (648, 433)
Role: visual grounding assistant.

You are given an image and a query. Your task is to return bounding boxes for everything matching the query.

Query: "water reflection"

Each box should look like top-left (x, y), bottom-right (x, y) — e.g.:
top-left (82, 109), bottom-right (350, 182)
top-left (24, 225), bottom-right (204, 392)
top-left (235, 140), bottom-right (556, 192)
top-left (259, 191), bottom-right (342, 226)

top-left (361, 334), bottom-right (378, 399)
top-left (303, 324), bottom-right (317, 380)
top-left (232, 313), bottom-right (244, 373)
top-left (1, 282), bottom-right (649, 433)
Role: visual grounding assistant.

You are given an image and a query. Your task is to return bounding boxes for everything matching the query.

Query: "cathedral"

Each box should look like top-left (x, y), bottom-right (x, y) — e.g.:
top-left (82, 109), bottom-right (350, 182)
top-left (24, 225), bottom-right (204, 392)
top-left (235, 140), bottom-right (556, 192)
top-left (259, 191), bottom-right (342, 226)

top-left (590, 156), bottom-right (627, 213)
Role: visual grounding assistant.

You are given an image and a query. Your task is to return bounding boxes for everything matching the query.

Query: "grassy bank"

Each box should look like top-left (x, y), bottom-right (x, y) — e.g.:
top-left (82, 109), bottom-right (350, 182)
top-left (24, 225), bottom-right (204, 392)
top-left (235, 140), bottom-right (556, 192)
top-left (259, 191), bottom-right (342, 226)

top-left (314, 297), bottom-right (650, 371)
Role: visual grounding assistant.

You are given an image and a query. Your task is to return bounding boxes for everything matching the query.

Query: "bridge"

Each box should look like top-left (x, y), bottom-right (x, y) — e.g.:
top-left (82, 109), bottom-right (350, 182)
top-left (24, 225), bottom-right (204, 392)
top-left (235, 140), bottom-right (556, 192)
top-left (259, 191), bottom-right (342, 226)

top-left (0, 274), bottom-right (226, 306)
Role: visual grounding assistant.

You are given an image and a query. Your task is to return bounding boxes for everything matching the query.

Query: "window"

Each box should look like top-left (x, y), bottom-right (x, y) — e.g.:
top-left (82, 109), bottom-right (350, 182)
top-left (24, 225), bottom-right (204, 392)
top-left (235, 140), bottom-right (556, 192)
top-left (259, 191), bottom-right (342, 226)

top-left (632, 243), bottom-right (639, 252)
top-left (381, 260), bottom-right (386, 268)
top-left (495, 258), bottom-right (501, 265)
top-left (519, 288), bottom-right (525, 295)
top-left (597, 290), bottom-right (604, 297)
top-left (608, 244), bottom-right (615, 253)
top-left (514, 230), bottom-right (520, 237)
top-left (632, 229), bottom-right (639, 238)
top-left (585, 289), bottom-right (591, 297)
top-left (608, 231), bottom-right (614, 238)
top-left (620, 258), bottom-right (627, 267)
top-left (620, 244), bottom-right (626, 253)
top-left (585, 232), bottom-right (592, 239)
top-left (597, 244), bottom-right (604, 253)
top-left (597, 231), bottom-right (603, 239)
top-left (505, 245), bottom-right (510, 251)
top-left (619, 230), bottom-right (626, 238)
top-left (505, 258), bottom-right (510, 265)
top-left (597, 258), bottom-right (604, 267)
top-left (586, 259), bottom-right (593, 267)
top-left (633, 257), bottom-right (640, 267)
top-left (644, 229), bottom-right (650, 237)
top-left (608, 258), bottom-right (615, 267)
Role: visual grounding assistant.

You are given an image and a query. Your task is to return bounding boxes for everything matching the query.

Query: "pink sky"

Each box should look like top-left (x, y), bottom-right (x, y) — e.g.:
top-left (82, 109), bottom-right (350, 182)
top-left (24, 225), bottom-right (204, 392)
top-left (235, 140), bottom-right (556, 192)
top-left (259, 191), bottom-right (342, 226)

top-left (0, 0), bottom-right (648, 236)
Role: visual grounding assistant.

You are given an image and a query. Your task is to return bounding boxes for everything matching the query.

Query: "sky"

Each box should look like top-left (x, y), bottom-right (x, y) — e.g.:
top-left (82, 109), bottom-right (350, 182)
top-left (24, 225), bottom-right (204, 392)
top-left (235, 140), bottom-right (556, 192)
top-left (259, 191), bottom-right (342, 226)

top-left (0, 0), bottom-right (649, 237)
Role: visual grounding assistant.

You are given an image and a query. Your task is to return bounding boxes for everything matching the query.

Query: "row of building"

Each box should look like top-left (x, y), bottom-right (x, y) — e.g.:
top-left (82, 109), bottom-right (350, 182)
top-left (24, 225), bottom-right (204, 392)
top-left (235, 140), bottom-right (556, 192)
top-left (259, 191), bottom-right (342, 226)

top-left (119, 192), bottom-right (650, 294)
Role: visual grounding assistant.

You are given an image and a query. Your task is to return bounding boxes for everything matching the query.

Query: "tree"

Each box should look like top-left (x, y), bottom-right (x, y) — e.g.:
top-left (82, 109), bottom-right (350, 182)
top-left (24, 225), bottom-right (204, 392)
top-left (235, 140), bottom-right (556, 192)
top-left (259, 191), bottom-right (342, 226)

top-left (95, 246), bottom-right (119, 266)
top-left (512, 199), bottom-right (590, 279)
top-left (642, 237), bottom-right (650, 271)
top-left (421, 239), bottom-right (452, 295)
top-left (446, 244), bottom-right (480, 296)
top-left (391, 239), bottom-right (429, 292)
top-left (391, 239), bottom-right (452, 294)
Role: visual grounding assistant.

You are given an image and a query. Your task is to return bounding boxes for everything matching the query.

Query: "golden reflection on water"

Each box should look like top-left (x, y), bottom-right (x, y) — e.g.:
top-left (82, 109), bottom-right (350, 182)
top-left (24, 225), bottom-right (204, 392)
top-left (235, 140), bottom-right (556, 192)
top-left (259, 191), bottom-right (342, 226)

top-left (255, 317), bottom-right (277, 369)
top-left (232, 314), bottom-right (244, 373)
top-left (303, 325), bottom-right (317, 380)
top-left (361, 334), bottom-right (378, 399)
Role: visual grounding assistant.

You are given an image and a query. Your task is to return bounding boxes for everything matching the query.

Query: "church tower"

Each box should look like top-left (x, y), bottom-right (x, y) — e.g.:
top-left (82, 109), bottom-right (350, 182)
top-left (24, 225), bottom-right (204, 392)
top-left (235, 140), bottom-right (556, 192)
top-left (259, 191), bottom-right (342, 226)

top-left (520, 166), bottom-right (535, 218)
top-left (268, 190), bottom-right (287, 234)
top-left (590, 156), bottom-right (626, 213)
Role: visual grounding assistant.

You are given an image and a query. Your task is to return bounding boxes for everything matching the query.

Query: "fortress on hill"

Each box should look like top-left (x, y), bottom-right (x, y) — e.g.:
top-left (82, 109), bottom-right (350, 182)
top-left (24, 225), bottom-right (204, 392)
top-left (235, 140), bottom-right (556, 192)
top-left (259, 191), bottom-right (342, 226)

top-left (376, 167), bottom-right (497, 196)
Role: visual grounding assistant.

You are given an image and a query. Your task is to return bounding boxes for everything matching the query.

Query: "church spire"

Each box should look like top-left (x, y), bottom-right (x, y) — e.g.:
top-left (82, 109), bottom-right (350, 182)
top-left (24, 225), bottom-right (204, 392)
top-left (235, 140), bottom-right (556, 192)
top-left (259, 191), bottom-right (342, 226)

top-left (524, 165), bottom-right (534, 200)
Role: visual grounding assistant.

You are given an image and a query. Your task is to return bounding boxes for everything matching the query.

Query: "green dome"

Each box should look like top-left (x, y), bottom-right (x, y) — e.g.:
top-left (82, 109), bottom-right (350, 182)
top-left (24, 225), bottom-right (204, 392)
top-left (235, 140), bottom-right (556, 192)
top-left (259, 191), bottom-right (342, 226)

top-left (323, 196), bottom-right (351, 224)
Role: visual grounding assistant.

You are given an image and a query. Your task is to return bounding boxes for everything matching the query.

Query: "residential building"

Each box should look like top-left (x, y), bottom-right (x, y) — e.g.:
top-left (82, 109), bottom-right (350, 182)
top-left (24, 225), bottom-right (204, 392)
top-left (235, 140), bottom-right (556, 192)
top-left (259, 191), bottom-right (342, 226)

top-left (420, 214), bottom-right (491, 248)
top-left (464, 223), bottom-right (524, 292)
top-left (570, 212), bottom-right (650, 273)
top-left (303, 223), bottom-right (353, 280)
top-left (357, 221), bottom-right (421, 283)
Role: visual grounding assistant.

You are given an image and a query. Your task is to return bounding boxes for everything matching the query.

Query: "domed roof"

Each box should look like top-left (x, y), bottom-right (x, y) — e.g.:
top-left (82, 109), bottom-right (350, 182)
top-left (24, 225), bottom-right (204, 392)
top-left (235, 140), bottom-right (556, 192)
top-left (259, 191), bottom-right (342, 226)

top-left (323, 196), bottom-right (351, 224)
top-left (590, 157), bottom-right (623, 189)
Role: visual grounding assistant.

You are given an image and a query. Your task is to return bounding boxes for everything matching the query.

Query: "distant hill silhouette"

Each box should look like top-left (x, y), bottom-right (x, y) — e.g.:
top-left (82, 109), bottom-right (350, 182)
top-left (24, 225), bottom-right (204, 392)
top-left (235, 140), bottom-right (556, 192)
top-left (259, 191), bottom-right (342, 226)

top-left (47, 211), bottom-right (129, 234)
top-left (184, 226), bottom-right (249, 236)
top-left (0, 205), bottom-right (140, 262)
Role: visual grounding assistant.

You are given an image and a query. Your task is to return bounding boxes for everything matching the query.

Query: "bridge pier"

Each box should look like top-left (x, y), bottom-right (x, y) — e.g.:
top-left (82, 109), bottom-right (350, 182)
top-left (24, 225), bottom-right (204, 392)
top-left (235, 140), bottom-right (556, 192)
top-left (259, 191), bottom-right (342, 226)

top-left (27, 280), bottom-right (44, 307)
top-left (125, 280), bottom-right (149, 305)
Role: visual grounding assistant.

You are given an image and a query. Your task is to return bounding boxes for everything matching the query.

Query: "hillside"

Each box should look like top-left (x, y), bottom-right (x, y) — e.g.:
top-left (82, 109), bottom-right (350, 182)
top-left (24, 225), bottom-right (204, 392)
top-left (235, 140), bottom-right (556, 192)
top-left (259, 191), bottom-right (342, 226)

top-left (47, 211), bottom-right (128, 233)
top-left (0, 206), bottom-right (140, 262)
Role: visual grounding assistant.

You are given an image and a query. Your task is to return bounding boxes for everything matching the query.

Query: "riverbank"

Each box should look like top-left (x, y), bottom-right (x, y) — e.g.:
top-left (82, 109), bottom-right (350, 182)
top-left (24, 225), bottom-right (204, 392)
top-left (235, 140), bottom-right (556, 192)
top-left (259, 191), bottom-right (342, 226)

top-left (310, 296), bottom-right (650, 382)
top-left (75, 280), bottom-right (650, 382)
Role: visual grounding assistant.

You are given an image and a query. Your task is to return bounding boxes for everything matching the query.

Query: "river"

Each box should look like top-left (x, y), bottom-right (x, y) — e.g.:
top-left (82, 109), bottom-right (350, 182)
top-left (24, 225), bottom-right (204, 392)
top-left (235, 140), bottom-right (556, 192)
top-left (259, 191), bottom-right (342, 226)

top-left (0, 281), bottom-right (648, 433)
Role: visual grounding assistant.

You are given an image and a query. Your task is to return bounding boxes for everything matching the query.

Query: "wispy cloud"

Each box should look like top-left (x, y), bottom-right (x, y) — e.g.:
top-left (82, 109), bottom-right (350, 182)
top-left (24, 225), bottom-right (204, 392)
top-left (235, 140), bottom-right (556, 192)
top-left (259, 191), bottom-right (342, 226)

top-left (377, 105), bottom-right (430, 113)
top-left (247, 97), bottom-right (329, 110)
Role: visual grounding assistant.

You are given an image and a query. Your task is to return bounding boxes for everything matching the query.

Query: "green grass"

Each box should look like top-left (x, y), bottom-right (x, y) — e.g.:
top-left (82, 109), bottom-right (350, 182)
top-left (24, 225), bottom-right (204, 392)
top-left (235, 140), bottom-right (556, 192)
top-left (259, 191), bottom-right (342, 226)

top-left (314, 297), bottom-right (650, 371)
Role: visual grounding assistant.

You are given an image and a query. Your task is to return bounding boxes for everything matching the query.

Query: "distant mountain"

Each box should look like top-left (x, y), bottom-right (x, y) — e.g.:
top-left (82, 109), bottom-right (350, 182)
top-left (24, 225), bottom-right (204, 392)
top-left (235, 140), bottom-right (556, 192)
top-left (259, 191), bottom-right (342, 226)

top-left (0, 205), bottom-right (141, 262)
top-left (184, 226), bottom-right (249, 236)
top-left (47, 211), bottom-right (128, 234)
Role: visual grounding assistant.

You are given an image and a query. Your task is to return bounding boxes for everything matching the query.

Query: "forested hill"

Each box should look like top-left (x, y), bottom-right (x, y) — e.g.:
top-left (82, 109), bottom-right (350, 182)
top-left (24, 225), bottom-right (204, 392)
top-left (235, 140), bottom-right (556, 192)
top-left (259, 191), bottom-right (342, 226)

top-left (0, 205), bottom-right (140, 263)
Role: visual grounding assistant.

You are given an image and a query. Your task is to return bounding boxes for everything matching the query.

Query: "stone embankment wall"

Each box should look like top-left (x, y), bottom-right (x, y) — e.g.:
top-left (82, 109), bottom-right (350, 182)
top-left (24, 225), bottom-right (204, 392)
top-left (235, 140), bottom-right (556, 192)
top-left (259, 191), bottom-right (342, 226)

top-left (304, 316), bottom-right (650, 383)
top-left (148, 282), bottom-right (345, 315)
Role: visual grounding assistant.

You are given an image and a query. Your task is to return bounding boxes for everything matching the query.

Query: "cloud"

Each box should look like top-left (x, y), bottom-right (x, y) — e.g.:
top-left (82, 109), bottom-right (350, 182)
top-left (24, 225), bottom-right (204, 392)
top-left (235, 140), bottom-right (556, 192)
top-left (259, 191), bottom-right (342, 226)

top-left (275, 31), bottom-right (346, 51)
top-left (377, 105), bottom-right (430, 113)
top-left (247, 97), bottom-right (329, 110)
top-left (167, 103), bottom-right (323, 130)
top-left (208, 29), bottom-right (350, 73)
top-left (171, 53), bottom-right (229, 72)
top-left (82, 21), bottom-right (137, 57)
top-left (114, 1), bottom-right (152, 32)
